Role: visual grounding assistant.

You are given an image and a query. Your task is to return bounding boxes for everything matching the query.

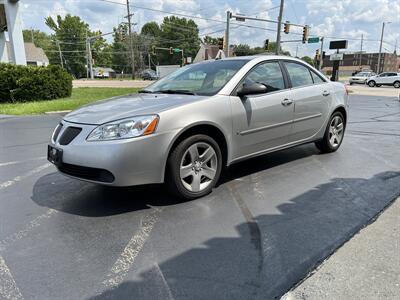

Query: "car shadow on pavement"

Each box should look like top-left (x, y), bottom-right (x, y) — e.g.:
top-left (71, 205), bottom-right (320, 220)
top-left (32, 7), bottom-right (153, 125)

top-left (87, 171), bottom-right (400, 300)
top-left (31, 144), bottom-right (319, 217)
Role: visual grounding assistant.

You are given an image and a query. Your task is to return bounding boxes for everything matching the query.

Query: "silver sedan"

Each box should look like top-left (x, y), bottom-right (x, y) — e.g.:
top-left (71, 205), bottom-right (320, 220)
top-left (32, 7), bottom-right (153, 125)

top-left (48, 56), bottom-right (348, 199)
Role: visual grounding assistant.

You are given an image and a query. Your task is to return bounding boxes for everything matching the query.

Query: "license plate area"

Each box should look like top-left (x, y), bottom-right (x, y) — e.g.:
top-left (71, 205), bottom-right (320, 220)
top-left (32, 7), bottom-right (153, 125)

top-left (47, 145), bottom-right (63, 166)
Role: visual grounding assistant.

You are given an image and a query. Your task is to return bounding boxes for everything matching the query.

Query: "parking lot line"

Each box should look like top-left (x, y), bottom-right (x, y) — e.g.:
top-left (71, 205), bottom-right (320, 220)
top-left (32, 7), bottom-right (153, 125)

top-left (0, 209), bottom-right (58, 252)
top-left (0, 163), bottom-right (51, 191)
top-left (0, 157), bottom-right (46, 168)
top-left (102, 209), bottom-right (161, 289)
top-left (0, 255), bottom-right (23, 300)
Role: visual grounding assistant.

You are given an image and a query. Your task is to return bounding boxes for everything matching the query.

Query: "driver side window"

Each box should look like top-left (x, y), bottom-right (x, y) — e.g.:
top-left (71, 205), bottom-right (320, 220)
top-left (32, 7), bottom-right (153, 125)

top-left (243, 62), bottom-right (285, 93)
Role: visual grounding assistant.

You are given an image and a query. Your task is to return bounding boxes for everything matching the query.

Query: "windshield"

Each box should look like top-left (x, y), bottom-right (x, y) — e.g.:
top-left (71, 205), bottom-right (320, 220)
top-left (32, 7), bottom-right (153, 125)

top-left (143, 59), bottom-right (249, 96)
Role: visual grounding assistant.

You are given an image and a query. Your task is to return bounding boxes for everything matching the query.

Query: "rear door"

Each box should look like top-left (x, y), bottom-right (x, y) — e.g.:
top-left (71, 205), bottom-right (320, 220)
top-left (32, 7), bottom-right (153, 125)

top-left (283, 61), bottom-right (331, 142)
top-left (230, 60), bottom-right (294, 158)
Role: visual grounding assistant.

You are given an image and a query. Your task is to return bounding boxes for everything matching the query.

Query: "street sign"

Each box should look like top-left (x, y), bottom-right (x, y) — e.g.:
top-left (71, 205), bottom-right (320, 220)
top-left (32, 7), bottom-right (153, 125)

top-left (308, 37), bottom-right (320, 43)
top-left (330, 53), bottom-right (343, 61)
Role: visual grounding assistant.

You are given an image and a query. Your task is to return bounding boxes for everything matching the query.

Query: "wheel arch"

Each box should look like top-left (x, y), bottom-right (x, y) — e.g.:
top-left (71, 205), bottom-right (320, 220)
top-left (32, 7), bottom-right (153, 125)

top-left (332, 105), bottom-right (347, 125)
top-left (162, 122), bottom-right (230, 180)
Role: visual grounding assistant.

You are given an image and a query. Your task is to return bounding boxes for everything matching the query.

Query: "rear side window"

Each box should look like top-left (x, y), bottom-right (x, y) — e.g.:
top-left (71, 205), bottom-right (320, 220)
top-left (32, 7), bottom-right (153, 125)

top-left (243, 62), bottom-right (285, 93)
top-left (285, 62), bottom-right (314, 87)
top-left (310, 71), bottom-right (325, 84)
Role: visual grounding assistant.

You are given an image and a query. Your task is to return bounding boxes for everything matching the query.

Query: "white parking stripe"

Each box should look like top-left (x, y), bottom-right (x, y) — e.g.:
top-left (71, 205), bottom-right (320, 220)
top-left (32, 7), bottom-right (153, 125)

top-left (0, 209), bottom-right (58, 252)
top-left (0, 157), bottom-right (46, 167)
top-left (0, 163), bottom-right (51, 191)
top-left (0, 255), bottom-right (23, 300)
top-left (103, 209), bottom-right (161, 288)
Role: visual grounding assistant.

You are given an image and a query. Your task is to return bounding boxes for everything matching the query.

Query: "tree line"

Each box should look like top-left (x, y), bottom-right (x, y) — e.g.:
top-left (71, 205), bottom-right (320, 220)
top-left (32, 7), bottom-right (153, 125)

top-left (22, 14), bottom-right (312, 79)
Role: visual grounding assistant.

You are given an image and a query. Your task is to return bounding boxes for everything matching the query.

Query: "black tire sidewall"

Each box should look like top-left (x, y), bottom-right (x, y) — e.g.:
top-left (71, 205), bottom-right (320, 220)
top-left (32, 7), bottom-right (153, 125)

top-left (166, 134), bottom-right (222, 199)
top-left (318, 111), bottom-right (345, 153)
top-left (368, 81), bottom-right (375, 87)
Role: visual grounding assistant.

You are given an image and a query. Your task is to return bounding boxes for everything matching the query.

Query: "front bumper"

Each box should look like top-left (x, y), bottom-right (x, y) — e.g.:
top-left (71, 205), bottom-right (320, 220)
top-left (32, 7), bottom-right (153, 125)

top-left (349, 78), bottom-right (366, 84)
top-left (48, 120), bottom-right (177, 186)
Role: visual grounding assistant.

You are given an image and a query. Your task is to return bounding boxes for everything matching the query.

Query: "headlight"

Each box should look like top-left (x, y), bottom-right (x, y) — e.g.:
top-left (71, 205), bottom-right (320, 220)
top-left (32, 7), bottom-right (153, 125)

top-left (86, 115), bottom-right (159, 141)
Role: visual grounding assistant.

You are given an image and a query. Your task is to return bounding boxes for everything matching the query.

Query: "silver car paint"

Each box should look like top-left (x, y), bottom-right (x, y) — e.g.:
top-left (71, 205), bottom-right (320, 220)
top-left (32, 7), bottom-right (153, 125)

top-left (51, 56), bottom-right (348, 186)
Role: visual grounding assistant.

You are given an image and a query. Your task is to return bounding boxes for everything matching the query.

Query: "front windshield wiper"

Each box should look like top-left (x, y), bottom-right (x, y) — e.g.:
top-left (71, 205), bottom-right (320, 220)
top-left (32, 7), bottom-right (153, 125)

top-left (153, 89), bottom-right (197, 95)
top-left (138, 90), bottom-right (154, 93)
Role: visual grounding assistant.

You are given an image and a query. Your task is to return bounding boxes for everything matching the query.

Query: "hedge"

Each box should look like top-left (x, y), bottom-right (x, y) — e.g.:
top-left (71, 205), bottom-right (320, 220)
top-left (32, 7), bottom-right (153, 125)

top-left (0, 64), bottom-right (72, 103)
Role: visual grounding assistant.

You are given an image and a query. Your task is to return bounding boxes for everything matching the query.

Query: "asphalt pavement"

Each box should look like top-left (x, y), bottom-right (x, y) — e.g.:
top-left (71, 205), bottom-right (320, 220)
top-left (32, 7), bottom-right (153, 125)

top-left (0, 94), bottom-right (399, 300)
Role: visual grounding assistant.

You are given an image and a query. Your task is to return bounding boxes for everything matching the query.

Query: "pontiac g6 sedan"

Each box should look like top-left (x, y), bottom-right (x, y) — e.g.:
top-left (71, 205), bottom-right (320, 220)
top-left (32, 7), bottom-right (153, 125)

top-left (48, 56), bottom-right (348, 199)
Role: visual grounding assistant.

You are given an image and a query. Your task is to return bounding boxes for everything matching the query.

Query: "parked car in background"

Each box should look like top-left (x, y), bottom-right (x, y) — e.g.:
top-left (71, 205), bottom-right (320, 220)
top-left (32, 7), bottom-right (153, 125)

top-left (367, 72), bottom-right (400, 88)
top-left (48, 56), bottom-right (348, 199)
top-left (140, 69), bottom-right (159, 80)
top-left (349, 71), bottom-right (375, 85)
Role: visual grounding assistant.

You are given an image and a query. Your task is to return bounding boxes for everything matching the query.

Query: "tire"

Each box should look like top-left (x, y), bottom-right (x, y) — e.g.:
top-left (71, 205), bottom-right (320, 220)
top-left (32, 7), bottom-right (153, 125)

top-left (349, 82), bottom-right (353, 85)
top-left (166, 134), bottom-right (222, 200)
top-left (315, 111), bottom-right (346, 153)
top-left (394, 81), bottom-right (400, 88)
top-left (368, 80), bottom-right (376, 87)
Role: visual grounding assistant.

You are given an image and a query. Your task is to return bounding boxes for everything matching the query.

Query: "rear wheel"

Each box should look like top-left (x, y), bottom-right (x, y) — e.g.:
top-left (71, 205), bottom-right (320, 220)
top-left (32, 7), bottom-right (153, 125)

top-left (315, 111), bottom-right (345, 153)
top-left (368, 80), bottom-right (376, 87)
top-left (166, 134), bottom-right (222, 199)
top-left (394, 81), bottom-right (400, 88)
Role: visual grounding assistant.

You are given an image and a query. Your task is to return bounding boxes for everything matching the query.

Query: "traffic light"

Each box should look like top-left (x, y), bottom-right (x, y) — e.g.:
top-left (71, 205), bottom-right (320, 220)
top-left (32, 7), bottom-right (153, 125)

top-left (302, 25), bottom-right (309, 43)
top-left (315, 49), bottom-right (320, 60)
top-left (284, 21), bottom-right (290, 34)
top-left (169, 47), bottom-right (173, 55)
top-left (152, 46), bottom-right (156, 55)
top-left (217, 37), bottom-right (224, 50)
top-left (322, 51), bottom-right (326, 59)
top-left (264, 39), bottom-right (269, 50)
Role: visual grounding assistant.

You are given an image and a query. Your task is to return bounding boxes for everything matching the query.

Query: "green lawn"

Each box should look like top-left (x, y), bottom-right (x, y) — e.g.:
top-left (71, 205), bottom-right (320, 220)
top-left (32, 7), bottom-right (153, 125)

top-left (0, 87), bottom-right (140, 115)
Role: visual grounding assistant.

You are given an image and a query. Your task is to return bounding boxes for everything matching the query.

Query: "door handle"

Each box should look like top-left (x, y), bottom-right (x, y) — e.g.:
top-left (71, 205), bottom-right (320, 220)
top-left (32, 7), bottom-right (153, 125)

top-left (281, 98), bottom-right (293, 106)
top-left (322, 91), bottom-right (330, 96)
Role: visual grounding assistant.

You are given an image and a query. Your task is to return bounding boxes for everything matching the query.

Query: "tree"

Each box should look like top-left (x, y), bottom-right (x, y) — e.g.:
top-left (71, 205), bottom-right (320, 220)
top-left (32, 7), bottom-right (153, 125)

top-left (301, 56), bottom-right (314, 66)
top-left (45, 14), bottom-right (89, 78)
top-left (141, 22), bottom-right (161, 37)
top-left (203, 35), bottom-right (220, 45)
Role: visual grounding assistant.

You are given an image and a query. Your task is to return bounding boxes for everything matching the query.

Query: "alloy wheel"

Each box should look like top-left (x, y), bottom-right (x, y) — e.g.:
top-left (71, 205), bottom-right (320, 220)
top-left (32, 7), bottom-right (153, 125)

top-left (180, 142), bottom-right (218, 192)
top-left (328, 116), bottom-right (344, 148)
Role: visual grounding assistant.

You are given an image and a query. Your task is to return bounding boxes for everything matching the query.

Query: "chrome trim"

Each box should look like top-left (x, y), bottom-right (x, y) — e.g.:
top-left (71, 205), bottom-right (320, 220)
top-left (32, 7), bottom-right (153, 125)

top-left (293, 113), bottom-right (322, 123)
top-left (238, 113), bottom-right (322, 136)
top-left (238, 119), bottom-right (293, 135)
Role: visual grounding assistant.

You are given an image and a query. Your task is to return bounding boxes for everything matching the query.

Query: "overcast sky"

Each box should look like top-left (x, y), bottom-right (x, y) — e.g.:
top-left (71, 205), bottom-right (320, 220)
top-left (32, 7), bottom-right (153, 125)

top-left (20, 0), bottom-right (400, 58)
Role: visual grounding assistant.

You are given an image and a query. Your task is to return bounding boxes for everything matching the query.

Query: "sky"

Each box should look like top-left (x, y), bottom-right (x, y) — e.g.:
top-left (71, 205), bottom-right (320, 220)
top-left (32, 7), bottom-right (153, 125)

top-left (19, 0), bottom-right (400, 58)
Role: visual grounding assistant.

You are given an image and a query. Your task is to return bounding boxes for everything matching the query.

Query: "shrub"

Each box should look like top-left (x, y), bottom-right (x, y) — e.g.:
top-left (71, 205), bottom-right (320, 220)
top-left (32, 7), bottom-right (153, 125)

top-left (0, 64), bottom-right (72, 103)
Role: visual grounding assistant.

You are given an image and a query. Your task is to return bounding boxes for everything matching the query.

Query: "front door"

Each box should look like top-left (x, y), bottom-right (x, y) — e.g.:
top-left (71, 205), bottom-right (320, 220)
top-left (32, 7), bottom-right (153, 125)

top-left (230, 61), bottom-right (294, 159)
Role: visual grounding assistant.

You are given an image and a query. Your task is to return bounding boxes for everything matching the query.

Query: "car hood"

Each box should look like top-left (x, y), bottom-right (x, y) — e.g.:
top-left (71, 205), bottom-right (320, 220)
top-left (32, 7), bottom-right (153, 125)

top-left (63, 93), bottom-right (208, 125)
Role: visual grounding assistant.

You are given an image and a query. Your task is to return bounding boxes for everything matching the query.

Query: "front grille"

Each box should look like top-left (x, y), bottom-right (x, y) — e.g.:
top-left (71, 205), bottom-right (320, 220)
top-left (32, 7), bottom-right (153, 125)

top-left (52, 123), bottom-right (63, 143)
top-left (58, 163), bottom-right (115, 183)
top-left (59, 127), bottom-right (82, 145)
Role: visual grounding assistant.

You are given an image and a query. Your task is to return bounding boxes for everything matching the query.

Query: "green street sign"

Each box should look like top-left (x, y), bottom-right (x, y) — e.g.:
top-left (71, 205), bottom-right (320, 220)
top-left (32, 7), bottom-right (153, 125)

top-left (308, 37), bottom-right (320, 43)
top-left (173, 48), bottom-right (181, 53)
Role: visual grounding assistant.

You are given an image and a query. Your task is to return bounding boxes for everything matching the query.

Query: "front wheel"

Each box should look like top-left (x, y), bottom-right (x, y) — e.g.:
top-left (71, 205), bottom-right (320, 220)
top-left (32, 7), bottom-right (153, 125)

top-left (315, 111), bottom-right (345, 153)
top-left (368, 80), bottom-right (376, 87)
top-left (394, 81), bottom-right (400, 88)
top-left (166, 134), bottom-right (222, 200)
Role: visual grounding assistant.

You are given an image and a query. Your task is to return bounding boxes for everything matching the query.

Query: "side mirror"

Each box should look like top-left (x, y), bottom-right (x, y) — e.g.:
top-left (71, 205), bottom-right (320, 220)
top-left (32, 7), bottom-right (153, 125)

top-left (236, 83), bottom-right (268, 97)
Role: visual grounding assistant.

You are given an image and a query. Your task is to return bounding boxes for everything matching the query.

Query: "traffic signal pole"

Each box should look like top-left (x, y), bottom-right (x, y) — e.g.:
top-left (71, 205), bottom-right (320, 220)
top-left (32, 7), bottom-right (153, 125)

top-left (225, 11), bottom-right (230, 57)
top-left (319, 37), bottom-right (324, 70)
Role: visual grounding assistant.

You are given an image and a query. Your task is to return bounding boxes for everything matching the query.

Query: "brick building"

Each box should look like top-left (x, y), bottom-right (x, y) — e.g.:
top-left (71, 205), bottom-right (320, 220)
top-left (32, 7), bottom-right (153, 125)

top-left (322, 52), bottom-right (399, 75)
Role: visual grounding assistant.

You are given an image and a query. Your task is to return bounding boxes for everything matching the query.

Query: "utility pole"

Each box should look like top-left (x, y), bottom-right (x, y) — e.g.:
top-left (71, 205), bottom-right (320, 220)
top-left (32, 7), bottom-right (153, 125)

top-left (126, 0), bottom-right (135, 79)
top-left (224, 11), bottom-right (231, 57)
top-left (56, 41), bottom-right (64, 69)
top-left (275, 0), bottom-right (284, 55)
top-left (319, 37), bottom-right (324, 71)
top-left (359, 34), bottom-right (363, 69)
top-left (148, 53), bottom-right (151, 69)
top-left (87, 38), bottom-right (94, 79)
top-left (377, 22), bottom-right (385, 74)
top-left (30, 28), bottom-right (34, 44)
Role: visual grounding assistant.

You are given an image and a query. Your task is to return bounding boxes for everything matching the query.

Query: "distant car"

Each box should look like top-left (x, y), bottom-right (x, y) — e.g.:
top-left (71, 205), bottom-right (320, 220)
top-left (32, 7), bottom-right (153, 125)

top-left (367, 72), bottom-right (400, 88)
top-left (48, 56), bottom-right (348, 199)
top-left (141, 69), bottom-right (159, 80)
top-left (349, 71), bottom-right (375, 85)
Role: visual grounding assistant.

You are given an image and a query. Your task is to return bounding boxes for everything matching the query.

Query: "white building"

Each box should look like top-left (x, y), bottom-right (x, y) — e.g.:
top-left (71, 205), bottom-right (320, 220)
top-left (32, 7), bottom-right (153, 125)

top-left (0, 0), bottom-right (26, 65)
